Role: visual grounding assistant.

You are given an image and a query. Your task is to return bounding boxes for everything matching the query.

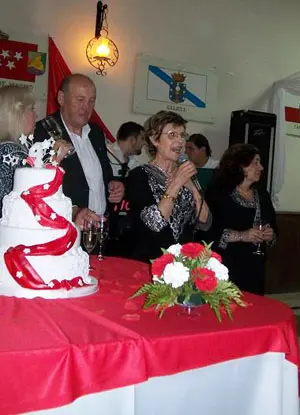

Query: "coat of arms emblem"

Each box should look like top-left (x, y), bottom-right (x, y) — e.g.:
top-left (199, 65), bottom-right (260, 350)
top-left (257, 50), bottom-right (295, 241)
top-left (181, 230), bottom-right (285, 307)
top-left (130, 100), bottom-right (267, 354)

top-left (169, 72), bottom-right (186, 104)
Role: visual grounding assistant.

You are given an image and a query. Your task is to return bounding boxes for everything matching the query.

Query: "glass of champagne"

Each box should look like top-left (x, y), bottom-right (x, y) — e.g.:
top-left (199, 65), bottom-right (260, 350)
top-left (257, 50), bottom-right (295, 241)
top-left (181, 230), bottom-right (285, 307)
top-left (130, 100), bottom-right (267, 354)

top-left (42, 118), bottom-right (76, 158)
top-left (97, 213), bottom-right (109, 261)
top-left (253, 220), bottom-right (265, 256)
top-left (82, 220), bottom-right (98, 270)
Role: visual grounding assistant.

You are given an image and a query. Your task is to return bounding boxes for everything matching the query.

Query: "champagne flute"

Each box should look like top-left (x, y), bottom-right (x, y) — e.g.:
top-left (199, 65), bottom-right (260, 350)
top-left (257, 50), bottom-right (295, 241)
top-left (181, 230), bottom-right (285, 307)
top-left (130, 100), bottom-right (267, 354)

top-left (97, 213), bottom-right (109, 261)
top-left (82, 220), bottom-right (98, 270)
top-left (42, 118), bottom-right (76, 158)
top-left (253, 221), bottom-right (264, 256)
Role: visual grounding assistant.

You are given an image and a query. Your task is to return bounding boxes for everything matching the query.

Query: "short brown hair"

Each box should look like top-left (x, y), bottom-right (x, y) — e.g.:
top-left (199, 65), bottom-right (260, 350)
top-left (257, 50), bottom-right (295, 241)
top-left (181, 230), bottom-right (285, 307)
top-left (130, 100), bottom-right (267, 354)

top-left (188, 133), bottom-right (212, 157)
top-left (144, 110), bottom-right (187, 156)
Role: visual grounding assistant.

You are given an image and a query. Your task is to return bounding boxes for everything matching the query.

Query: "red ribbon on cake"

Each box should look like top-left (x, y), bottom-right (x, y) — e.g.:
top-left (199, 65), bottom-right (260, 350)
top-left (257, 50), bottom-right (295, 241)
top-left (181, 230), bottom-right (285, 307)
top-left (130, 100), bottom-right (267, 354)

top-left (4, 165), bottom-right (89, 290)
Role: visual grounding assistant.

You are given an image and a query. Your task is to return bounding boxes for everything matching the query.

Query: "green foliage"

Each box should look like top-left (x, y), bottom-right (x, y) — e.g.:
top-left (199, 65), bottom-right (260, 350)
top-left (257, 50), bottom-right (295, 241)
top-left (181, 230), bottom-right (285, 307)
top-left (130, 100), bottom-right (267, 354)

top-left (130, 279), bottom-right (246, 321)
top-left (130, 282), bottom-right (180, 318)
top-left (198, 281), bottom-right (246, 321)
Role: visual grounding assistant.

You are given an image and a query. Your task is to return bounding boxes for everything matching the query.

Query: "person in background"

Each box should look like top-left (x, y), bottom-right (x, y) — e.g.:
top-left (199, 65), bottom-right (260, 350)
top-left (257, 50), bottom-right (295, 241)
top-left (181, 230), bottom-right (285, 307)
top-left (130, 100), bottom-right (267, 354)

top-left (185, 133), bottom-right (219, 194)
top-left (34, 74), bottom-right (124, 229)
top-left (0, 85), bottom-right (36, 214)
top-left (185, 133), bottom-right (219, 168)
top-left (108, 121), bottom-right (145, 179)
top-left (206, 143), bottom-right (277, 295)
top-left (126, 110), bottom-right (211, 262)
top-left (106, 122), bottom-right (145, 257)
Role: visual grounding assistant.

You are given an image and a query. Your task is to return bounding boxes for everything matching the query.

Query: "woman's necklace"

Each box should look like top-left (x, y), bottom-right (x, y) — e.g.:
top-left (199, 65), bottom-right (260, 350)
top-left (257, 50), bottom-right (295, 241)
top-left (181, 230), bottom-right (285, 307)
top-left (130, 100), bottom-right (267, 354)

top-left (150, 161), bottom-right (175, 178)
top-left (237, 185), bottom-right (254, 201)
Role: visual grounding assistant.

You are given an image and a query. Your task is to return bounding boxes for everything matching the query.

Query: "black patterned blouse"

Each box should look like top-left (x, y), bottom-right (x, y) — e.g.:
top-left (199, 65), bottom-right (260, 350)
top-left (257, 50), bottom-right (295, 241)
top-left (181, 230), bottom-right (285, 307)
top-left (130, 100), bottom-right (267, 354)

top-left (126, 164), bottom-right (211, 262)
top-left (0, 142), bottom-right (25, 216)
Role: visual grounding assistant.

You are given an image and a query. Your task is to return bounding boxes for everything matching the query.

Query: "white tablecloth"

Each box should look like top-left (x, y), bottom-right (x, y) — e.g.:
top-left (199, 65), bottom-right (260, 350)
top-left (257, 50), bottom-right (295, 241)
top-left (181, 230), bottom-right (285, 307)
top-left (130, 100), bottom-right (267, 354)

top-left (27, 352), bottom-right (299, 415)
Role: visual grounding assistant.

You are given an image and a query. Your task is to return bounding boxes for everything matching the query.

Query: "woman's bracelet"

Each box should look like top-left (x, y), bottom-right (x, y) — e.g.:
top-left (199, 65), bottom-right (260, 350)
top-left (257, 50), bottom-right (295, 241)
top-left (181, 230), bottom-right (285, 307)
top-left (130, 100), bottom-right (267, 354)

top-left (228, 230), bottom-right (244, 242)
top-left (161, 193), bottom-right (176, 202)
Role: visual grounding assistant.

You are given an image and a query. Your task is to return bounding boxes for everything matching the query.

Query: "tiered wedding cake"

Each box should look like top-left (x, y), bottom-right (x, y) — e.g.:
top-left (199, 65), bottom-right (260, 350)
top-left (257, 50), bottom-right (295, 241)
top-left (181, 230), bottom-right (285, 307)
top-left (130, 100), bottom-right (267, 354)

top-left (0, 140), bottom-right (98, 299)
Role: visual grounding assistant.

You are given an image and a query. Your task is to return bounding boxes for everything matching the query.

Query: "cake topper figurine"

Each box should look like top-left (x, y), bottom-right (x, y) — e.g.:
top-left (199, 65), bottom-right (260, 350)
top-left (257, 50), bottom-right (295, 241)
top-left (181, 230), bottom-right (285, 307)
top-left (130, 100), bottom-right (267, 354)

top-left (17, 135), bottom-right (56, 168)
top-left (28, 142), bottom-right (48, 168)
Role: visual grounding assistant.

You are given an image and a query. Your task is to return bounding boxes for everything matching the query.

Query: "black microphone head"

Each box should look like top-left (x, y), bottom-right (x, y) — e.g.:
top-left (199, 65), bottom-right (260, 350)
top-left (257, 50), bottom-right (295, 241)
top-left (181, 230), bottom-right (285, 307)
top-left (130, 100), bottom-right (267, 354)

top-left (178, 153), bottom-right (189, 164)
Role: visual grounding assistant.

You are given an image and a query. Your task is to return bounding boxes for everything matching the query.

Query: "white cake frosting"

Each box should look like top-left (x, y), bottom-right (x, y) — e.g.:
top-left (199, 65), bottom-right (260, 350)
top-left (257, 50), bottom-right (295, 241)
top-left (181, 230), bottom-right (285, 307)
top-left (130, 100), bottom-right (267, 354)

top-left (2, 191), bottom-right (73, 227)
top-left (0, 167), bottom-right (98, 299)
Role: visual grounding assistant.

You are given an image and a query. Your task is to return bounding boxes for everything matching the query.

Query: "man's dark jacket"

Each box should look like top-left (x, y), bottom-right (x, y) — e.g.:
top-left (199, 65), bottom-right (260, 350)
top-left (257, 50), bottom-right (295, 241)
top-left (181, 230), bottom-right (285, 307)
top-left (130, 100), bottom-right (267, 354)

top-left (34, 111), bottom-right (113, 209)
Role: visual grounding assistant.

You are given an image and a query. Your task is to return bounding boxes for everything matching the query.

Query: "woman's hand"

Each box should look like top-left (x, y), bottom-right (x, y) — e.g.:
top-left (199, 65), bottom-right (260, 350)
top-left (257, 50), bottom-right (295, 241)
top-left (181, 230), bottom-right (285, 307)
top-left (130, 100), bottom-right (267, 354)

top-left (241, 228), bottom-right (265, 243)
top-left (167, 161), bottom-right (197, 196)
top-left (183, 179), bottom-right (195, 192)
top-left (261, 225), bottom-right (274, 242)
top-left (184, 178), bottom-right (204, 210)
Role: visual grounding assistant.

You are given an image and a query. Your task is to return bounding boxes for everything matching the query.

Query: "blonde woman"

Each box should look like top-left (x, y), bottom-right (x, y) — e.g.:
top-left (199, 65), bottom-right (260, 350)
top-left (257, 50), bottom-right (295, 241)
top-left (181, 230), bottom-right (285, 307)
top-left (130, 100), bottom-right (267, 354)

top-left (0, 85), bottom-right (72, 216)
top-left (0, 85), bottom-right (36, 214)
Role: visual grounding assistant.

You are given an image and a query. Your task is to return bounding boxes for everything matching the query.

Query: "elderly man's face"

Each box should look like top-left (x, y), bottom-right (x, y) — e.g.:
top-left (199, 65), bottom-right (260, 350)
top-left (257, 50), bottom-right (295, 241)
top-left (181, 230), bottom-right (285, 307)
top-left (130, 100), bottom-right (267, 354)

top-left (59, 78), bottom-right (96, 131)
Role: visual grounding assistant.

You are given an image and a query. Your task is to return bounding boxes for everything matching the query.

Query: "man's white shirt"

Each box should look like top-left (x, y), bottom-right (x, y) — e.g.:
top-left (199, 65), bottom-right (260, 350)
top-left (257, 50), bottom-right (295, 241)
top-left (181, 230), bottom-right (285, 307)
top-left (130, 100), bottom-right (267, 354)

top-left (61, 116), bottom-right (106, 215)
top-left (202, 157), bottom-right (219, 169)
top-left (107, 141), bottom-right (141, 177)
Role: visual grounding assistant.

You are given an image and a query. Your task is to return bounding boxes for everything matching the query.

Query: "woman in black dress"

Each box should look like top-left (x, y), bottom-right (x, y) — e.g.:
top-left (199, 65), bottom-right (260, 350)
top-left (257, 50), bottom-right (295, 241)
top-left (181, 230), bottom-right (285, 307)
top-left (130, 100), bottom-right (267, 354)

top-left (206, 144), bottom-right (277, 295)
top-left (126, 111), bottom-right (211, 262)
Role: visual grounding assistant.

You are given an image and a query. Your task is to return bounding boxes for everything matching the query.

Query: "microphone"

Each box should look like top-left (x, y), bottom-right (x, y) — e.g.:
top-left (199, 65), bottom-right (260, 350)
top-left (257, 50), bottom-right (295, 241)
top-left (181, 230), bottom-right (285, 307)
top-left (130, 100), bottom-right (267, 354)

top-left (178, 153), bottom-right (203, 195)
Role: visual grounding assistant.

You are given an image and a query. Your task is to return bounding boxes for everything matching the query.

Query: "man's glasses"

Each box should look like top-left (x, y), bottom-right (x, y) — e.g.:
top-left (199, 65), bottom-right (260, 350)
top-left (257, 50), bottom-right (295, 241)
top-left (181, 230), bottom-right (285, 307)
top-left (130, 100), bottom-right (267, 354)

top-left (161, 131), bottom-right (189, 141)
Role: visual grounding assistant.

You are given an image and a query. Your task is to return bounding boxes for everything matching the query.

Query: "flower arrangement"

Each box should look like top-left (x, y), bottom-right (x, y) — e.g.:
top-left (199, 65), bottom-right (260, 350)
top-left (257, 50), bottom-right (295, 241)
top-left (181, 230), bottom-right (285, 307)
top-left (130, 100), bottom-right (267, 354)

top-left (131, 242), bottom-right (246, 321)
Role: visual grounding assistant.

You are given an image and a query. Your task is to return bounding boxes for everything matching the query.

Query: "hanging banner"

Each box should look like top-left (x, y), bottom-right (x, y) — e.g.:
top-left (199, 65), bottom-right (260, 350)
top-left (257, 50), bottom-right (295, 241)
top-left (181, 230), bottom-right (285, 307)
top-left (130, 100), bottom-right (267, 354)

top-left (0, 31), bottom-right (48, 120)
top-left (285, 93), bottom-right (300, 137)
top-left (133, 54), bottom-right (218, 123)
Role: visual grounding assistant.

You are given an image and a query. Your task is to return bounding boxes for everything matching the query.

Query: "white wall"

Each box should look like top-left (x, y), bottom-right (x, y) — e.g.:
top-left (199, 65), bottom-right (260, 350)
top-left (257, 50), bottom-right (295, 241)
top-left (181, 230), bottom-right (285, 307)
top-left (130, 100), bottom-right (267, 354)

top-left (1, 0), bottom-right (300, 209)
top-left (276, 91), bottom-right (300, 212)
top-left (278, 134), bottom-right (300, 211)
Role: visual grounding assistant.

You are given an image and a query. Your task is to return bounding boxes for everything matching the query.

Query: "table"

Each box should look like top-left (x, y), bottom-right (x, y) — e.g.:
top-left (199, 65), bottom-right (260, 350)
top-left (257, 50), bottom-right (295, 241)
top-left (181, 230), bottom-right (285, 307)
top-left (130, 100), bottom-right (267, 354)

top-left (0, 257), bottom-right (298, 415)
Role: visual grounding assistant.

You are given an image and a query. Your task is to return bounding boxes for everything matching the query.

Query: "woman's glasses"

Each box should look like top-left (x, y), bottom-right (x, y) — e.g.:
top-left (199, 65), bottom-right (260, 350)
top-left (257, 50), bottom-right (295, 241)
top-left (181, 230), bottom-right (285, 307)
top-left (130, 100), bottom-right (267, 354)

top-left (161, 131), bottom-right (189, 141)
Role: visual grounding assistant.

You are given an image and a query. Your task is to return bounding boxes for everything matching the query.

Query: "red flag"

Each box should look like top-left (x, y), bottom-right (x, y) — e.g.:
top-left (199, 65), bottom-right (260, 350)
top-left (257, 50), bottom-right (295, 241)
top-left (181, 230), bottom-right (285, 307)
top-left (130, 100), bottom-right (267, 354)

top-left (0, 39), bottom-right (37, 82)
top-left (285, 106), bottom-right (300, 123)
top-left (47, 37), bottom-right (115, 142)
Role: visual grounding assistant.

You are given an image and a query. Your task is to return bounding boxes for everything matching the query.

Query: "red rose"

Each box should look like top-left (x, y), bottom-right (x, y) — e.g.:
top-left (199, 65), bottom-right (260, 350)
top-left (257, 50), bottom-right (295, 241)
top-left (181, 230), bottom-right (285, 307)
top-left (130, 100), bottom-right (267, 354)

top-left (211, 251), bottom-right (222, 263)
top-left (151, 253), bottom-right (174, 277)
top-left (181, 243), bottom-right (205, 258)
top-left (193, 267), bottom-right (218, 293)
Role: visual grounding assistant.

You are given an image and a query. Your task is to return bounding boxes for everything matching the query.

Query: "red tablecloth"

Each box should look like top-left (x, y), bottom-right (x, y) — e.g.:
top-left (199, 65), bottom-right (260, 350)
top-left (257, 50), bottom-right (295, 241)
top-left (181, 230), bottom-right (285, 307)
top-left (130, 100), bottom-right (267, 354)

top-left (0, 257), bottom-right (298, 415)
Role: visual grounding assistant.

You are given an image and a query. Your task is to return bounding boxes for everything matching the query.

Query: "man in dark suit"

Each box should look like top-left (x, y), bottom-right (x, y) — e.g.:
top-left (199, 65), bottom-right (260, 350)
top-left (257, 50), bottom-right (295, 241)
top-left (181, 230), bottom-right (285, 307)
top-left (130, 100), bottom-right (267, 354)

top-left (34, 74), bottom-right (124, 228)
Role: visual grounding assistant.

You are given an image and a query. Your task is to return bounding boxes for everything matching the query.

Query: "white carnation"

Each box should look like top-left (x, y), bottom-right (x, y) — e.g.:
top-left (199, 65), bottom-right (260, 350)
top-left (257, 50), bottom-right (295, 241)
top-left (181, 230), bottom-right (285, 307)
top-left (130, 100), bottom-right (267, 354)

top-left (206, 257), bottom-right (229, 281)
top-left (162, 262), bottom-right (189, 288)
top-left (167, 243), bottom-right (182, 256)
